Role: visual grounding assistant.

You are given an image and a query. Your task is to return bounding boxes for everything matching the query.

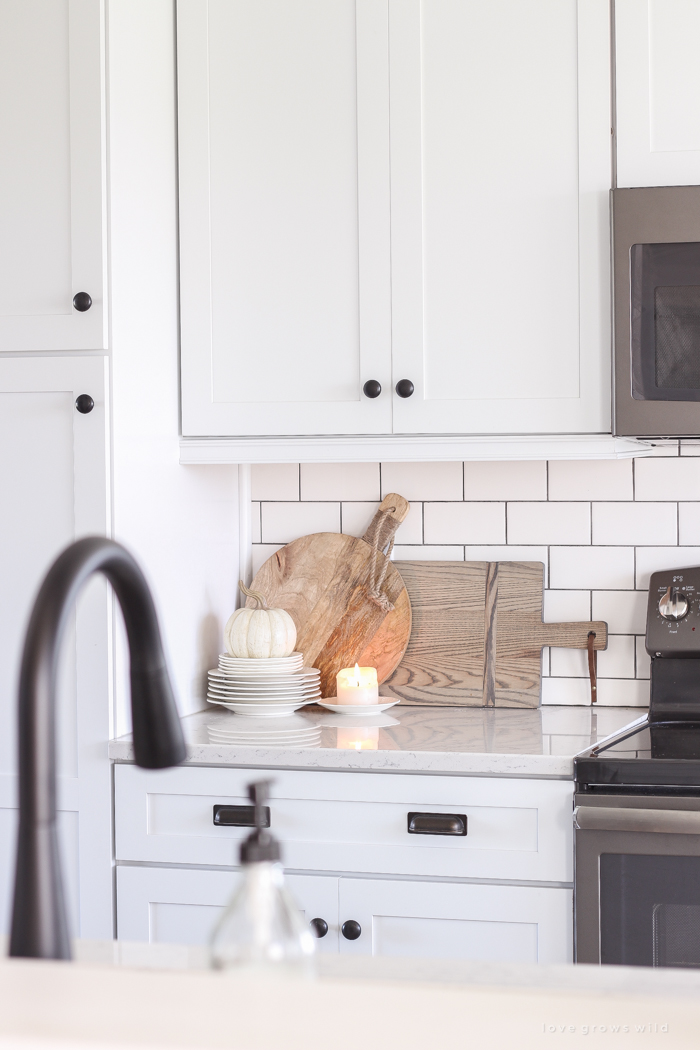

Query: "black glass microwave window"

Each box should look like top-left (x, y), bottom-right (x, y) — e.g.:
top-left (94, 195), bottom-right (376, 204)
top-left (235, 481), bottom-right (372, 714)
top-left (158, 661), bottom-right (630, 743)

top-left (631, 242), bottom-right (700, 402)
top-left (600, 853), bottom-right (700, 967)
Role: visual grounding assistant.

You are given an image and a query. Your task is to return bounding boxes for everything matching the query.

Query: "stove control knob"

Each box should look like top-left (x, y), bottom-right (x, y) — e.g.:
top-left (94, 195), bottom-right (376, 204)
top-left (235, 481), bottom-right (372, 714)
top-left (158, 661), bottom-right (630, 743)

top-left (659, 586), bottom-right (690, 621)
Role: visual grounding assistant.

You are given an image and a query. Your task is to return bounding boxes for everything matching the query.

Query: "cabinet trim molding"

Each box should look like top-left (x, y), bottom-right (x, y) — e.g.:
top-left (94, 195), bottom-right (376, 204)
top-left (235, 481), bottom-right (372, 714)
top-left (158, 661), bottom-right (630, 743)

top-left (179, 434), bottom-right (652, 465)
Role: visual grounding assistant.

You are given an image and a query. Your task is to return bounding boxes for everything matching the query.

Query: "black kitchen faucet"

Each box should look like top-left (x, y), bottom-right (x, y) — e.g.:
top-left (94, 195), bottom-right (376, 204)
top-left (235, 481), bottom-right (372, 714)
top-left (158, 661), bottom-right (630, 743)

top-left (9, 537), bottom-right (185, 960)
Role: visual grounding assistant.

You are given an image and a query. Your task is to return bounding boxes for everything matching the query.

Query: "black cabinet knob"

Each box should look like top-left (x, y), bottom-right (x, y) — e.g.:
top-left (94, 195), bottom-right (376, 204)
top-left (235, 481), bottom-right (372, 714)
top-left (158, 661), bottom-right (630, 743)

top-left (73, 292), bottom-right (92, 312)
top-left (310, 918), bottom-right (328, 939)
top-left (341, 919), bottom-right (361, 940)
top-left (363, 379), bottom-right (382, 399)
top-left (395, 379), bottom-right (414, 398)
top-left (75, 394), bottom-right (94, 414)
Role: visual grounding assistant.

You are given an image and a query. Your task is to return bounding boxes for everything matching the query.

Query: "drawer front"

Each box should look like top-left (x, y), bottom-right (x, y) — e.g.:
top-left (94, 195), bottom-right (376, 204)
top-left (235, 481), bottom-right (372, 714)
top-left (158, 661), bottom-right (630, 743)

top-left (117, 865), bottom-right (339, 953)
top-left (114, 765), bottom-right (572, 882)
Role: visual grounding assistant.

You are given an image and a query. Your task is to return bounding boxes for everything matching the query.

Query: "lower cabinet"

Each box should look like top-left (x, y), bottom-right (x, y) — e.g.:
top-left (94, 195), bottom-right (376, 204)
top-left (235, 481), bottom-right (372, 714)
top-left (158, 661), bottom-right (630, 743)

top-left (116, 865), bottom-right (572, 964)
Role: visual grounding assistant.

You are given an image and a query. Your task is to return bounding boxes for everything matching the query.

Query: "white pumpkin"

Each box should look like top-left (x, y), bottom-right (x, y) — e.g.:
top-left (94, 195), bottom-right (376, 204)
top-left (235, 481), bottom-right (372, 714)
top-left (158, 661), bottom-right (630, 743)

top-left (224, 581), bottom-right (297, 658)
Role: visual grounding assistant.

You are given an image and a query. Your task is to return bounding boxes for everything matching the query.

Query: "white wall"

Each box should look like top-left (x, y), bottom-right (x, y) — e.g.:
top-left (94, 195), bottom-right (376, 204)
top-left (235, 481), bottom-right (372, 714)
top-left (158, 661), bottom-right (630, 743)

top-left (107, 0), bottom-right (239, 734)
top-left (250, 444), bottom-right (700, 709)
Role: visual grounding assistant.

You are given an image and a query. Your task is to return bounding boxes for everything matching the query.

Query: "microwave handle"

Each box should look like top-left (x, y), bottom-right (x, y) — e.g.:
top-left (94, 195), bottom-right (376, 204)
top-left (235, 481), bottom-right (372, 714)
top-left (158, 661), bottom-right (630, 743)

top-left (574, 805), bottom-right (700, 835)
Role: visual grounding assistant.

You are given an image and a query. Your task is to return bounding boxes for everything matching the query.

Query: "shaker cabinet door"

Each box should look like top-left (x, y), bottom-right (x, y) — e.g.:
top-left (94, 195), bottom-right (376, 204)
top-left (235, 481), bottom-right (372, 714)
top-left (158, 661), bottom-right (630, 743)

top-left (615, 0), bottom-right (700, 188)
top-left (389, 0), bottom-right (612, 435)
top-left (178, 0), bottom-right (392, 437)
top-left (117, 865), bottom-right (341, 953)
top-left (0, 0), bottom-right (106, 351)
top-left (338, 878), bottom-right (573, 964)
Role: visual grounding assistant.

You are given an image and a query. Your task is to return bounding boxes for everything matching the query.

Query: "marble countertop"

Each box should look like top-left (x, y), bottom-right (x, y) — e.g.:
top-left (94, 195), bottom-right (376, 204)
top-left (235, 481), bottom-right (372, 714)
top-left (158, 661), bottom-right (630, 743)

top-left (109, 705), bottom-right (644, 777)
top-left (0, 942), bottom-right (698, 1049)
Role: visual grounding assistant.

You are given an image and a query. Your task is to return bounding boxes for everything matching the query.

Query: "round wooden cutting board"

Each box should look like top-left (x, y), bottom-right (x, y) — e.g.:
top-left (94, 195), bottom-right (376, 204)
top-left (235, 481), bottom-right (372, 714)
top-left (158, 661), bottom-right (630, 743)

top-left (248, 497), bottom-right (412, 699)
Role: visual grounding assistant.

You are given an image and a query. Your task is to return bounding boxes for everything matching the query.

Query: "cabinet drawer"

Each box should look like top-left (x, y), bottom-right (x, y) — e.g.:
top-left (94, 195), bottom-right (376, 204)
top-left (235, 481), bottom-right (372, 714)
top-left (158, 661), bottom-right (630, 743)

top-left (115, 765), bottom-right (572, 882)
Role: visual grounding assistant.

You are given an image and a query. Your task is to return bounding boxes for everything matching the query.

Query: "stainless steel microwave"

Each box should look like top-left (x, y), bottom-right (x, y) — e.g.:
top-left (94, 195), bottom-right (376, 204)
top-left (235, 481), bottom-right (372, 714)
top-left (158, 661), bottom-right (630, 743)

top-left (613, 185), bottom-right (700, 437)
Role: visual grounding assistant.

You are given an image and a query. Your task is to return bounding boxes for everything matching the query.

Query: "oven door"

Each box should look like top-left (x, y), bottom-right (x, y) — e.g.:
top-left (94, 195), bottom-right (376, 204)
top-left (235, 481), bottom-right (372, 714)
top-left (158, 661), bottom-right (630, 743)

top-left (575, 794), bottom-right (700, 967)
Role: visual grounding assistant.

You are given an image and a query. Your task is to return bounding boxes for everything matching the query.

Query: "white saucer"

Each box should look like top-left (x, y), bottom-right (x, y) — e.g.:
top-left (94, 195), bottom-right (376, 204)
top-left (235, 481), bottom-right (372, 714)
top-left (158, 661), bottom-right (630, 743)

top-left (317, 697), bottom-right (400, 715)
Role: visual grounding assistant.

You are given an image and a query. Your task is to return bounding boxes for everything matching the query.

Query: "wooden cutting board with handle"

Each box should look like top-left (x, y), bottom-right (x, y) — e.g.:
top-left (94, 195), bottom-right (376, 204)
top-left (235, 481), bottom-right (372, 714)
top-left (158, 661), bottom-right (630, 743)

top-left (248, 495), bottom-right (412, 698)
top-left (381, 561), bottom-right (608, 707)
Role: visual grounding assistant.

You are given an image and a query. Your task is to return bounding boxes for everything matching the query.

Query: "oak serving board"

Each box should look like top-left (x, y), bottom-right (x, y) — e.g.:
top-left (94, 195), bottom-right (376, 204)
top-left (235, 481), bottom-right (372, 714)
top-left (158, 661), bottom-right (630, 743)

top-left (248, 496), bottom-right (412, 698)
top-left (381, 561), bottom-right (607, 708)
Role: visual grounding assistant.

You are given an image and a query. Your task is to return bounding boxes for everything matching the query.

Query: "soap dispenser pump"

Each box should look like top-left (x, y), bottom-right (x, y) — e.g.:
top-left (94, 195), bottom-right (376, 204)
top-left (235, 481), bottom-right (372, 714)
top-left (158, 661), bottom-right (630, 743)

top-left (210, 779), bottom-right (315, 974)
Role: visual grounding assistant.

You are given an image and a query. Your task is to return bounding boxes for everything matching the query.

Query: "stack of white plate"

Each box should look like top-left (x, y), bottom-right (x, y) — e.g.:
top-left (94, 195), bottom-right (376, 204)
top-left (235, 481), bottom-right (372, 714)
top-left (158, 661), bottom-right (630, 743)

top-left (206, 653), bottom-right (321, 717)
top-left (207, 713), bottom-right (321, 747)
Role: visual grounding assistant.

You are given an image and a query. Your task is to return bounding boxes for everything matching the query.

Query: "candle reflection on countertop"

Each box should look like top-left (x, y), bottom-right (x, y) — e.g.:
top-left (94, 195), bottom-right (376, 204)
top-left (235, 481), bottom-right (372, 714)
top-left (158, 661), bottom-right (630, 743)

top-left (336, 726), bottom-right (380, 750)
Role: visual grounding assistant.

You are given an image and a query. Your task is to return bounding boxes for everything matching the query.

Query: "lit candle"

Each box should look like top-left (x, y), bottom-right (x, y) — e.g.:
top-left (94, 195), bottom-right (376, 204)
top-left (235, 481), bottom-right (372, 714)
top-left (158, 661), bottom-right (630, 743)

top-left (336, 664), bottom-right (379, 705)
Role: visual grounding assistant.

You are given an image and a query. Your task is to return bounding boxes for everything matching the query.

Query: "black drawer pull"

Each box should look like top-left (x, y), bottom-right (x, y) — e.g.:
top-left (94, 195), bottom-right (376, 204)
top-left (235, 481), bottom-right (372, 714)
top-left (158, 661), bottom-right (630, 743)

top-left (407, 812), bottom-right (467, 836)
top-left (213, 804), bottom-right (270, 828)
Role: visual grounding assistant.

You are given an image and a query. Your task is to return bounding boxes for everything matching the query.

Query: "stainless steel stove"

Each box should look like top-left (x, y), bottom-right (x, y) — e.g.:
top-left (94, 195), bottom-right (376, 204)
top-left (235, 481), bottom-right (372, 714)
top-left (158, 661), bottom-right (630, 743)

top-left (574, 567), bottom-right (700, 968)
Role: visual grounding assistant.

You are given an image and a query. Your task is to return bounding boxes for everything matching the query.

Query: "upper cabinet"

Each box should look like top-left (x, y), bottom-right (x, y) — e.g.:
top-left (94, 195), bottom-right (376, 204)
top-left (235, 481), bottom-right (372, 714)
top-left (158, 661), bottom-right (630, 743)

top-left (0, 0), bottom-right (107, 352)
top-left (178, 0), bottom-right (612, 440)
top-left (616, 0), bottom-right (700, 188)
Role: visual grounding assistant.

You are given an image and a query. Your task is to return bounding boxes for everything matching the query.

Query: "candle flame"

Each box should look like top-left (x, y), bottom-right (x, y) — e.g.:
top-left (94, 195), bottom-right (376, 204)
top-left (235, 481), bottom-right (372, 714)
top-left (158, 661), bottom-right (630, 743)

top-left (353, 663), bottom-right (361, 686)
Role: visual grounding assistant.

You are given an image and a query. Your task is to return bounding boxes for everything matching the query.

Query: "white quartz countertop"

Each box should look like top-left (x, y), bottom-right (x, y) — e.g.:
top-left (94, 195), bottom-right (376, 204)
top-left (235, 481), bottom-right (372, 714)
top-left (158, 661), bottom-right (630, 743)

top-left (109, 705), bottom-right (644, 777)
top-left (0, 941), bottom-right (697, 1049)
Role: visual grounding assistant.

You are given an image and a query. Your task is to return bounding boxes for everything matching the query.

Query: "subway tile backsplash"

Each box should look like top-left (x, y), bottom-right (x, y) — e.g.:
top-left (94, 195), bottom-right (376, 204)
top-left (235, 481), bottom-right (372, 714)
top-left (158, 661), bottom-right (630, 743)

top-left (250, 453), bottom-right (700, 707)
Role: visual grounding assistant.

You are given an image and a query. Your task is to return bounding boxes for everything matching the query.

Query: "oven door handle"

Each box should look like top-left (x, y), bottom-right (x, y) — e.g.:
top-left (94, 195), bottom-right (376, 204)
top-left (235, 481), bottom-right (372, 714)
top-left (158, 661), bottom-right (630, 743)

top-left (574, 805), bottom-right (700, 835)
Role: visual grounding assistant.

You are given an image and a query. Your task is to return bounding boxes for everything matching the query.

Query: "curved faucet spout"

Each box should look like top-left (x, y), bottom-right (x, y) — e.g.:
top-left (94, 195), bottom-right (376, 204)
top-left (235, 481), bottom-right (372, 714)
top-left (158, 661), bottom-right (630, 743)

top-left (10, 537), bottom-right (186, 961)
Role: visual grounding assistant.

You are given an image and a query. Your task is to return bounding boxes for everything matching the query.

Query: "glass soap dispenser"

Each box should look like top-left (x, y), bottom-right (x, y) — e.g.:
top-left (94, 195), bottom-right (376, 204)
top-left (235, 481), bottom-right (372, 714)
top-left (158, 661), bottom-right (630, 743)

top-left (210, 779), bottom-right (316, 975)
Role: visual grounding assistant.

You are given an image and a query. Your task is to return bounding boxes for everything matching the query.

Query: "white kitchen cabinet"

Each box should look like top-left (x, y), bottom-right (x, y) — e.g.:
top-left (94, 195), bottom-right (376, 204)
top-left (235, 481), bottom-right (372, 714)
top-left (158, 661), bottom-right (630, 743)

top-left (116, 865), bottom-right (572, 964)
top-left (117, 865), bottom-right (341, 953)
top-left (177, 0), bottom-right (392, 437)
top-left (338, 878), bottom-right (572, 964)
top-left (178, 0), bottom-right (611, 440)
top-left (615, 0), bottom-right (700, 188)
top-left (0, 355), bottom-right (112, 939)
top-left (0, 0), bottom-right (106, 352)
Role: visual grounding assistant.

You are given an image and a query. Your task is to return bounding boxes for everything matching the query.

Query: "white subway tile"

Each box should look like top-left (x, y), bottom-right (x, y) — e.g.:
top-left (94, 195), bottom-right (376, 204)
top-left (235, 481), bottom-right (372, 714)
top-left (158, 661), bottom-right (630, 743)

top-left (550, 547), bottom-right (635, 589)
top-left (301, 462), bottom-right (380, 502)
top-left (679, 503), bottom-right (700, 545)
top-left (251, 502), bottom-right (261, 544)
top-left (548, 460), bottom-right (633, 501)
top-left (424, 502), bottom-right (505, 545)
top-left (597, 635), bottom-right (635, 679)
top-left (381, 461), bottom-right (463, 501)
top-left (592, 590), bottom-right (648, 635)
top-left (341, 502), bottom-right (422, 544)
top-left (463, 460), bottom-right (547, 501)
top-left (596, 680), bottom-right (649, 707)
top-left (635, 547), bottom-right (700, 588)
top-left (591, 502), bottom-right (677, 545)
top-left (541, 678), bottom-right (591, 706)
top-left (550, 647), bottom-right (588, 678)
top-left (392, 545), bottom-right (464, 561)
top-left (681, 441), bottom-right (700, 457)
top-left (508, 502), bottom-right (590, 545)
top-left (261, 502), bottom-right (340, 544)
top-left (636, 637), bottom-right (650, 679)
top-left (421, 503), bottom-right (503, 546)
top-left (463, 545), bottom-right (548, 569)
top-left (639, 440), bottom-right (679, 457)
top-left (542, 648), bottom-right (550, 678)
top-left (251, 464), bottom-right (299, 501)
top-left (544, 590), bottom-right (590, 622)
top-left (634, 458), bottom-right (700, 500)
top-left (251, 543), bottom-right (283, 577)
